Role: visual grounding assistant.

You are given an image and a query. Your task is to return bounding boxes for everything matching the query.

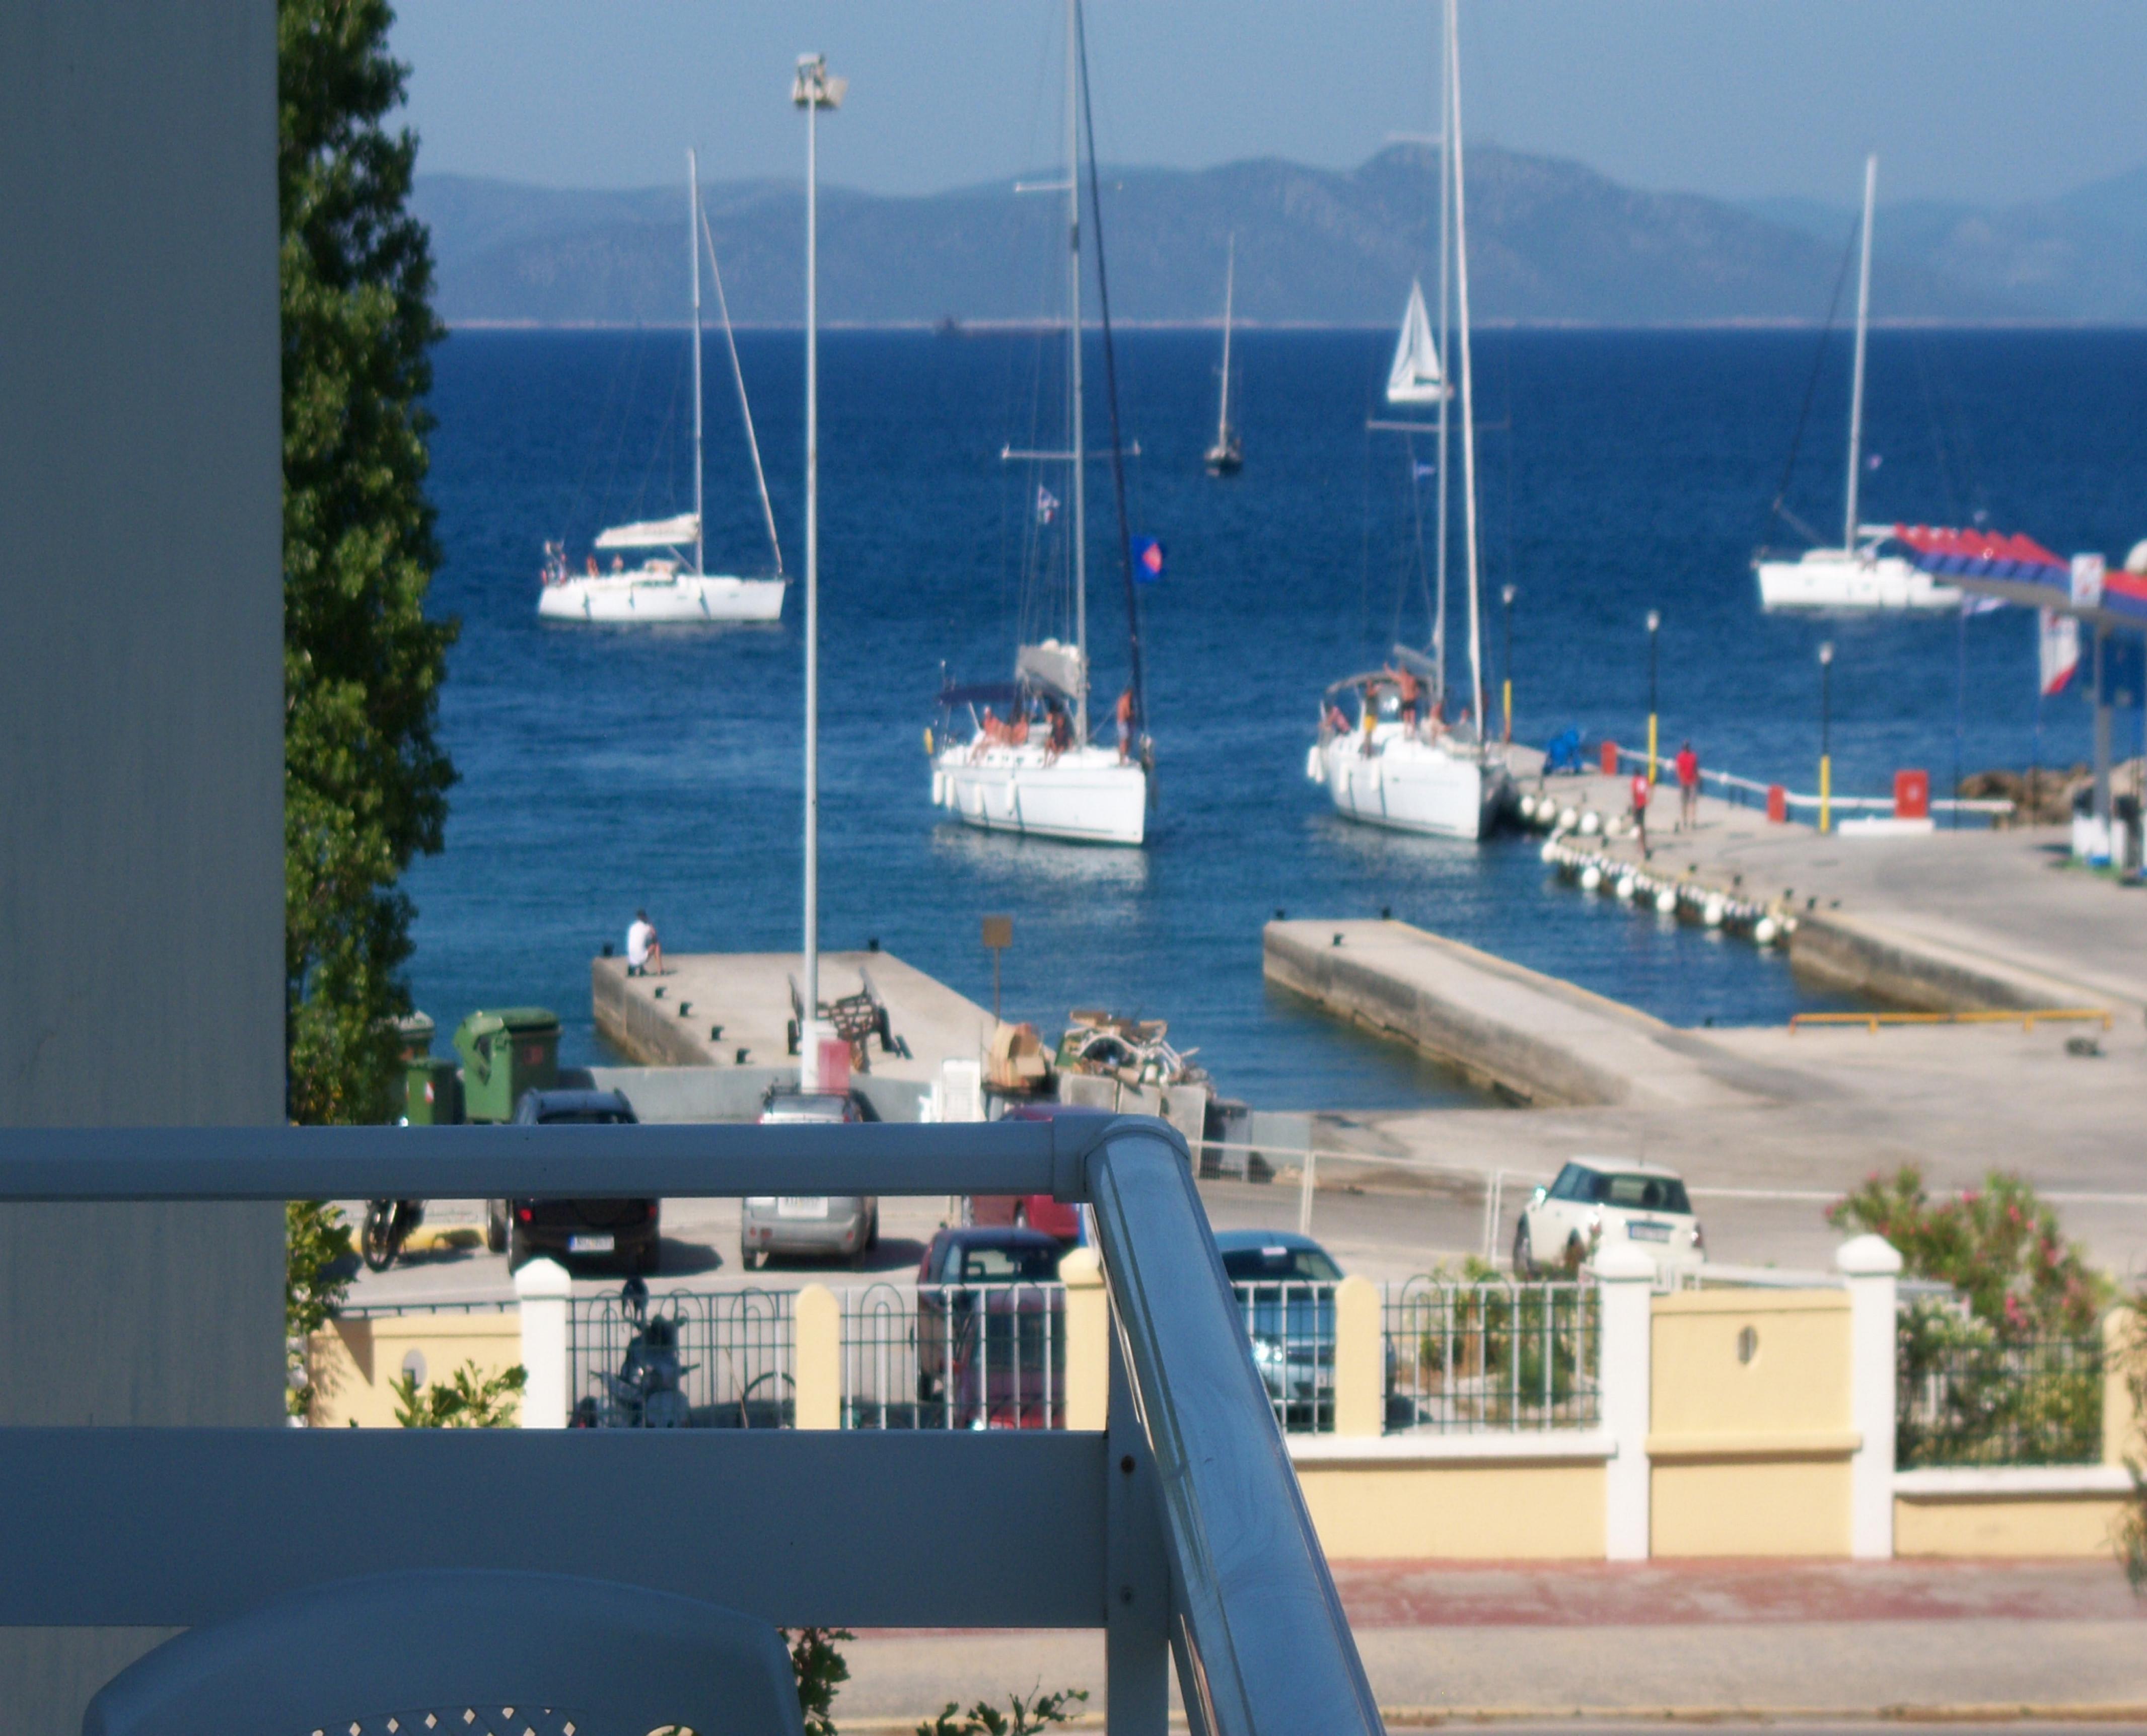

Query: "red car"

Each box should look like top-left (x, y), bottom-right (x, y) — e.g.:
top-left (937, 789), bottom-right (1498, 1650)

top-left (966, 1103), bottom-right (1093, 1242)
top-left (915, 1226), bottom-right (1066, 1428)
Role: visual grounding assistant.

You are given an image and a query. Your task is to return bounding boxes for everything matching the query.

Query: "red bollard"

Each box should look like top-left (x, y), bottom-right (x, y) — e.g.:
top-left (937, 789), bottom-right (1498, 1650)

top-left (1894, 769), bottom-right (1930, 820)
top-left (1766, 784), bottom-right (1788, 824)
top-left (1600, 740), bottom-right (1620, 778)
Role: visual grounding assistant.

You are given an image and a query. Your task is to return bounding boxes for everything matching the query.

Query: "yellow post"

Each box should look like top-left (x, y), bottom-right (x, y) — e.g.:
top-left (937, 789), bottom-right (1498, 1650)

top-left (1334, 1274), bottom-right (1384, 1438)
top-left (1819, 754), bottom-right (1832, 834)
top-left (1060, 1246), bottom-right (1110, 1431)
top-left (1502, 677), bottom-right (1513, 744)
top-left (1647, 712), bottom-right (1658, 787)
top-left (795, 1283), bottom-right (841, 1430)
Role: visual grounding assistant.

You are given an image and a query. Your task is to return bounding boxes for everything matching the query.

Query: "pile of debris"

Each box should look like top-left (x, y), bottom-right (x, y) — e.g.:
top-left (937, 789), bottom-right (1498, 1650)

top-left (1958, 764), bottom-right (2093, 828)
top-left (982, 1008), bottom-right (1214, 1097)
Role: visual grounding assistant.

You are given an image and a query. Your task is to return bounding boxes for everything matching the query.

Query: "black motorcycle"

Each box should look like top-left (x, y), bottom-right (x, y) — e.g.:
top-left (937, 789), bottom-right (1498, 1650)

top-left (361, 1198), bottom-right (424, 1271)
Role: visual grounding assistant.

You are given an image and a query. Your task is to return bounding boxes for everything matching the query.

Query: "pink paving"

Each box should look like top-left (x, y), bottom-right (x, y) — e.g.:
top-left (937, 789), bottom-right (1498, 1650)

top-left (1329, 1558), bottom-right (2146, 1627)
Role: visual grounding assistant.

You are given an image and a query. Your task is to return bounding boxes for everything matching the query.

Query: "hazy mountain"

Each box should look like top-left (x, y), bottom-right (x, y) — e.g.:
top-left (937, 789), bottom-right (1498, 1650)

top-left (415, 144), bottom-right (2128, 328)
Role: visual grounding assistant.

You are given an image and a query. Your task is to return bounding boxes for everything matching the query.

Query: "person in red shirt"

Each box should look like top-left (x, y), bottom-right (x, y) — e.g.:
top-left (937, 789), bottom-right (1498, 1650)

top-left (1629, 770), bottom-right (1653, 859)
top-left (1674, 741), bottom-right (1700, 831)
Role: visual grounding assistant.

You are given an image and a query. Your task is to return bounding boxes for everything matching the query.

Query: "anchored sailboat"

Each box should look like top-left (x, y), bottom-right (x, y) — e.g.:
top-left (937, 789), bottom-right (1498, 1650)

top-left (1205, 235), bottom-right (1242, 476)
top-left (931, 0), bottom-right (1151, 847)
top-left (539, 150), bottom-right (787, 625)
top-left (1754, 156), bottom-right (1959, 614)
top-left (1307, 0), bottom-right (1510, 842)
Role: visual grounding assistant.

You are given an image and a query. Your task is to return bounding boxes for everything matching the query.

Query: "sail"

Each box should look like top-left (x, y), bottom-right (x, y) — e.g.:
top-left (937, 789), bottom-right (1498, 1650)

top-left (1016, 639), bottom-right (1086, 700)
top-left (594, 513), bottom-right (699, 551)
top-left (1385, 280), bottom-right (1446, 405)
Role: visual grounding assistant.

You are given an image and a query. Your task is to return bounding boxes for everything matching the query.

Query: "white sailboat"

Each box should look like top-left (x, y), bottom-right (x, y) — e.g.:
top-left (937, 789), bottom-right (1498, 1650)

top-left (1754, 156), bottom-right (1959, 614)
top-left (540, 150), bottom-right (788, 625)
top-left (1309, 0), bottom-right (1509, 842)
top-left (931, 0), bottom-right (1149, 848)
top-left (1205, 234), bottom-right (1242, 476)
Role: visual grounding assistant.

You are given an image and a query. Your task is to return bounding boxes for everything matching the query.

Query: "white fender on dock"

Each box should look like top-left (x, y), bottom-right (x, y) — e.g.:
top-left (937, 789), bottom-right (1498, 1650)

top-left (1558, 806), bottom-right (1579, 831)
top-left (1615, 874), bottom-right (1636, 901)
top-left (1540, 838), bottom-right (1562, 865)
top-left (1579, 810), bottom-right (1602, 836)
top-left (1580, 864), bottom-right (1603, 892)
top-left (1754, 916), bottom-right (1779, 946)
top-left (1702, 895), bottom-right (1726, 927)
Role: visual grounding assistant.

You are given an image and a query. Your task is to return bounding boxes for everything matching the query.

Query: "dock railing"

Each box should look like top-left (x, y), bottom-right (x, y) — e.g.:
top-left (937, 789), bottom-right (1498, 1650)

top-left (1596, 742), bottom-right (2014, 821)
top-left (0, 1115), bottom-right (1383, 1736)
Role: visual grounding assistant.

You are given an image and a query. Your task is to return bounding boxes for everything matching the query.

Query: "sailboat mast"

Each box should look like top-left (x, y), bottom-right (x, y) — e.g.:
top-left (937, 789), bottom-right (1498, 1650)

top-left (1447, 0), bottom-right (1484, 738)
top-left (1066, 0), bottom-right (1089, 745)
top-left (1216, 233), bottom-right (1235, 445)
top-left (689, 148), bottom-right (705, 578)
top-left (1843, 152), bottom-right (1876, 552)
top-left (1433, 0), bottom-right (1452, 698)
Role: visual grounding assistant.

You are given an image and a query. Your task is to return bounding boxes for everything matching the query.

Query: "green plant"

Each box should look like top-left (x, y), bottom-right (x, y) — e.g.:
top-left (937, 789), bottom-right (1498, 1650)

top-left (280, 0), bottom-right (457, 1126)
top-left (2119, 1294), bottom-right (2146, 1592)
top-left (392, 1360), bottom-right (525, 1428)
top-left (285, 1198), bottom-right (354, 1416)
top-left (1895, 1298), bottom-right (2102, 1469)
top-left (916, 1687), bottom-right (1090, 1736)
top-left (783, 1627), bottom-right (854, 1736)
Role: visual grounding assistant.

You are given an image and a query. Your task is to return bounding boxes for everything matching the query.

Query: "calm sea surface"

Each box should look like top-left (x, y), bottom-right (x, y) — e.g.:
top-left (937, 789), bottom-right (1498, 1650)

top-left (407, 327), bottom-right (2142, 1109)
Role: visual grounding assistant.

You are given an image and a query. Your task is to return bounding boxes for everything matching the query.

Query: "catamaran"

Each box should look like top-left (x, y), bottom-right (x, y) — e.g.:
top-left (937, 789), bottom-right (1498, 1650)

top-left (1308, 0), bottom-right (1510, 842)
top-left (1205, 235), bottom-right (1242, 476)
top-left (540, 150), bottom-right (787, 625)
top-left (1754, 157), bottom-right (1959, 614)
top-left (931, 0), bottom-right (1151, 848)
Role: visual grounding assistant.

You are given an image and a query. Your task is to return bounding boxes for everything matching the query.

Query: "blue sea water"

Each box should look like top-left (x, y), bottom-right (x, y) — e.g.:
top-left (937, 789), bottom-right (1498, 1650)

top-left (407, 326), bottom-right (2141, 1109)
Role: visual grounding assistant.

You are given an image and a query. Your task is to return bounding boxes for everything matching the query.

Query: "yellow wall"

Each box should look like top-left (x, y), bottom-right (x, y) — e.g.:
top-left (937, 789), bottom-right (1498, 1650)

top-left (309, 1311), bottom-right (523, 1428)
top-left (1895, 1494), bottom-right (2128, 1558)
top-left (1649, 1288), bottom-right (1857, 1557)
top-left (1297, 1461), bottom-right (1606, 1560)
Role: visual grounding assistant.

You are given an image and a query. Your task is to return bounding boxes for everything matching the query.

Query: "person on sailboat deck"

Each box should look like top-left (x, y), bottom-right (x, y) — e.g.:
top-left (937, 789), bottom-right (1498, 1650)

top-left (1390, 665), bottom-right (1421, 728)
top-left (586, 556), bottom-right (599, 577)
top-left (1115, 686), bottom-right (1136, 764)
top-left (1045, 702), bottom-right (1071, 762)
top-left (626, 909), bottom-right (665, 978)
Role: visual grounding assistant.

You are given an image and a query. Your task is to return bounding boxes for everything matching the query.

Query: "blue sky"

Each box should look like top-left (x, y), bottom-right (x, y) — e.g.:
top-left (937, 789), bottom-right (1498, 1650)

top-left (393, 1), bottom-right (2147, 206)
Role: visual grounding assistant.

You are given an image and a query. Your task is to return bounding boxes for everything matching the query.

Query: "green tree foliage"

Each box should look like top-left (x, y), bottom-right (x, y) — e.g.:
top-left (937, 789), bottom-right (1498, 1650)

top-left (783, 1627), bottom-right (854, 1736)
top-left (392, 1360), bottom-right (526, 1428)
top-left (1827, 1163), bottom-right (2108, 1338)
top-left (915, 1688), bottom-right (1090, 1736)
top-left (2119, 1295), bottom-right (2147, 1591)
top-left (280, 0), bottom-right (456, 1125)
top-left (284, 1198), bottom-right (354, 1417)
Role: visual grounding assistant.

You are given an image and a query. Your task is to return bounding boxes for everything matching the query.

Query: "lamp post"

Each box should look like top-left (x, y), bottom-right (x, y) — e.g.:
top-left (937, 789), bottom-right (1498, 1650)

top-left (1818, 639), bottom-right (1835, 835)
top-left (1499, 584), bottom-right (1515, 744)
top-left (794, 52), bottom-right (843, 1087)
top-left (1644, 609), bottom-right (1661, 785)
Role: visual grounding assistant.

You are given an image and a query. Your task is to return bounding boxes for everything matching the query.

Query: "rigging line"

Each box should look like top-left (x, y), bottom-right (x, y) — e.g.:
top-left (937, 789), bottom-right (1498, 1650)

top-left (594, 327), bottom-right (654, 543)
top-left (557, 328), bottom-right (636, 545)
top-left (699, 202), bottom-right (784, 575)
top-left (1910, 330), bottom-right (1961, 525)
top-left (1359, 357), bottom-right (1376, 650)
top-left (1762, 215), bottom-right (1861, 551)
top-left (1075, 0), bottom-right (1147, 739)
top-left (1400, 431), bottom-right (1431, 653)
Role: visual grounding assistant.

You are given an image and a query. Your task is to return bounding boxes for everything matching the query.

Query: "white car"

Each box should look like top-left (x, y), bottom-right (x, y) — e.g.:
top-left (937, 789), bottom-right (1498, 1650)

top-left (1515, 1158), bottom-right (1703, 1277)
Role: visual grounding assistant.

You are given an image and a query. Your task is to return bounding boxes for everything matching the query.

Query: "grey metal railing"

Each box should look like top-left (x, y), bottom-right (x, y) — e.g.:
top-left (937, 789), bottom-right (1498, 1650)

top-left (0, 1115), bottom-right (1383, 1736)
top-left (1383, 1277), bottom-right (1600, 1432)
top-left (1231, 1279), bottom-right (1336, 1434)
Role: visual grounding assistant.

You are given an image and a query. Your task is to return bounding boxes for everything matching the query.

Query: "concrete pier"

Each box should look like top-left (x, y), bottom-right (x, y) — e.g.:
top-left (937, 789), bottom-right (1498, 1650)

top-left (593, 948), bottom-right (995, 1087)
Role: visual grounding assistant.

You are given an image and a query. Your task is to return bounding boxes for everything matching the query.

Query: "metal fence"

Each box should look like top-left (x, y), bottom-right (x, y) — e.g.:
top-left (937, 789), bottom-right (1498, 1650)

top-left (1381, 1278), bottom-right (1601, 1432)
top-left (1231, 1279), bottom-right (1339, 1434)
top-left (566, 1288), bottom-right (793, 1428)
top-left (843, 1282), bottom-right (1065, 1430)
top-left (1897, 1315), bottom-right (2104, 1468)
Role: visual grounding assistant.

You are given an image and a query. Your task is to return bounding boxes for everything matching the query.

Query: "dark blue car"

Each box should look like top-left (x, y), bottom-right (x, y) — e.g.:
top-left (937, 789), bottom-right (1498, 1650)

top-left (1213, 1229), bottom-right (1343, 1430)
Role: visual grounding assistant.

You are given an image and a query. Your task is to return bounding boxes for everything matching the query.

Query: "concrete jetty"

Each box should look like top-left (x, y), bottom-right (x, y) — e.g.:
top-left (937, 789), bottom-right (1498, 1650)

top-left (593, 948), bottom-right (995, 1087)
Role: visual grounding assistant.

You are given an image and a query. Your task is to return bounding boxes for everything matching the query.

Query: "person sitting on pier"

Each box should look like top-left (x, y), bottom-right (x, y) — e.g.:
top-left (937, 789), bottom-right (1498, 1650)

top-left (1675, 741), bottom-right (1700, 831)
top-left (626, 909), bottom-right (665, 978)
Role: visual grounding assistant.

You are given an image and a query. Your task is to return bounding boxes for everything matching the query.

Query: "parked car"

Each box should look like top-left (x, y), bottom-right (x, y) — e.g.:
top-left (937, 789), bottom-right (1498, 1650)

top-left (964, 1102), bottom-right (1091, 1242)
top-left (1515, 1157), bottom-right (1703, 1277)
top-left (915, 1225), bottom-right (1068, 1427)
top-left (741, 1087), bottom-right (879, 1269)
top-left (490, 1088), bottom-right (659, 1274)
top-left (1214, 1229), bottom-right (1344, 1430)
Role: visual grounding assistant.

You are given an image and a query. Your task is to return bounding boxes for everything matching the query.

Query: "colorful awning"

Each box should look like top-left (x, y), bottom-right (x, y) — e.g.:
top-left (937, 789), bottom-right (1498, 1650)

top-left (1892, 524), bottom-right (2068, 583)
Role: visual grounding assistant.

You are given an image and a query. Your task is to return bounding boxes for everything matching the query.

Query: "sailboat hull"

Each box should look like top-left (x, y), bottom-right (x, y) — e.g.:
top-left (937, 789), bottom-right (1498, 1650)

top-left (539, 572), bottom-right (787, 623)
top-left (1755, 550), bottom-right (1959, 613)
top-left (1310, 730), bottom-right (1508, 841)
top-left (933, 743), bottom-right (1147, 846)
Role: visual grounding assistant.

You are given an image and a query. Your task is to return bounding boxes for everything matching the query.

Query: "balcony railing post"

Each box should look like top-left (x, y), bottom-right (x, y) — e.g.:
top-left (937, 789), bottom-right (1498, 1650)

top-left (2106, 1305), bottom-right (2143, 1469)
top-left (514, 1258), bottom-right (572, 1429)
top-left (1333, 1276), bottom-right (1382, 1437)
top-left (1106, 1314), bottom-right (1170, 1736)
top-left (1593, 1246), bottom-right (1654, 1560)
top-left (1836, 1233), bottom-right (1902, 1558)
top-left (795, 1284), bottom-right (841, 1430)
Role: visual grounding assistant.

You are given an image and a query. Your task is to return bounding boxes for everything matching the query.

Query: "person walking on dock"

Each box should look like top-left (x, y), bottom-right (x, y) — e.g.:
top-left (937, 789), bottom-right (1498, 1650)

top-left (1629, 770), bottom-right (1653, 860)
top-left (626, 909), bottom-right (665, 977)
top-left (1675, 741), bottom-right (1700, 832)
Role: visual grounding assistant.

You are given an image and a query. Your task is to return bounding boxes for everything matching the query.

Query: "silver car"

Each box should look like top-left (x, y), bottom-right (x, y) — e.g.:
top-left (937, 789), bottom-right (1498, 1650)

top-left (741, 1089), bottom-right (879, 1269)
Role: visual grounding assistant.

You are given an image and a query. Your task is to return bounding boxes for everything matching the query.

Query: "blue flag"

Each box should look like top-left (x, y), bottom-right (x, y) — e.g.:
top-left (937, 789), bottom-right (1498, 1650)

top-left (1131, 536), bottom-right (1165, 583)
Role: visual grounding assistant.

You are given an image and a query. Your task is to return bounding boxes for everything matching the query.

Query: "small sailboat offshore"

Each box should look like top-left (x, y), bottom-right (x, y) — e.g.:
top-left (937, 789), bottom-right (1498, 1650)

top-left (1204, 235), bottom-right (1242, 476)
top-left (931, 0), bottom-right (1152, 847)
top-left (1308, 0), bottom-right (1510, 842)
top-left (540, 150), bottom-right (787, 625)
top-left (1753, 156), bottom-right (1959, 614)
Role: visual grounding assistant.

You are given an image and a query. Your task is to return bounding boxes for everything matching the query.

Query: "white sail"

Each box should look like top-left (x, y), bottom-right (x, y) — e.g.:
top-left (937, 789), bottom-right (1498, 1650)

top-left (1385, 279), bottom-right (1447, 405)
top-left (593, 513), bottom-right (700, 551)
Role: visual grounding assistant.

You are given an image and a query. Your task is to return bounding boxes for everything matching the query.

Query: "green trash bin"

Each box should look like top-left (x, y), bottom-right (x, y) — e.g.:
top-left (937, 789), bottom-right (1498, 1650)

top-left (453, 1006), bottom-right (561, 1123)
top-left (395, 1011), bottom-right (437, 1063)
top-left (400, 1054), bottom-right (462, 1126)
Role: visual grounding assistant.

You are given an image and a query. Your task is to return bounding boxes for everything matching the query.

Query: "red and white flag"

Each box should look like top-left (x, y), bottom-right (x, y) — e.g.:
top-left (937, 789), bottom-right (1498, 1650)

top-left (2040, 607), bottom-right (2080, 697)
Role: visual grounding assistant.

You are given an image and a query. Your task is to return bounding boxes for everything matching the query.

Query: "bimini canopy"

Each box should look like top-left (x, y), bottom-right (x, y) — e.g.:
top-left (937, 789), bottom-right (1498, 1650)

top-left (593, 513), bottom-right (699, 552)
top-left (1385, 280), bottom-right (1447, 406)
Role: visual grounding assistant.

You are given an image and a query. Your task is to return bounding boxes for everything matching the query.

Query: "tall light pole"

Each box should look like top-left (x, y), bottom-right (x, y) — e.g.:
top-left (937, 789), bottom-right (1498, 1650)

top-left (1644, 609), bottom-right (1661, 785)
top-left (794, 52), bottom-right (843, 1087)
top-left (1818, 639), bottom-right (1835, 835)
top-left (1499, 584), bottom-right (1515, 744)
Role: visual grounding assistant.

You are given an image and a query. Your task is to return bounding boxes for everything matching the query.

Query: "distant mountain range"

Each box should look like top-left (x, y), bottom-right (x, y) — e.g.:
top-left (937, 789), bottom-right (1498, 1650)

top-left (414, 146), bottom-right (2147, 328)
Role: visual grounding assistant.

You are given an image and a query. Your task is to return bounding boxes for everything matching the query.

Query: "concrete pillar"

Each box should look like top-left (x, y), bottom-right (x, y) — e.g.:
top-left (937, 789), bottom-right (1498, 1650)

top-left (1836, 1234), bottom-right (1902, 1560)
top-left (514, 1259), bottom-right (572, 1429)
top-left (1061, 1247), bottom-right (1110, 1431)
top-left (1333, 1275), bottom-right (1385, 1438)
top-left (795, 1283), bottom-right (842, 1430)
top-left (2103, 1306), bottom-right (2141, 1469)
top-left (1593, 1245), bottom-right (1656, 1561)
